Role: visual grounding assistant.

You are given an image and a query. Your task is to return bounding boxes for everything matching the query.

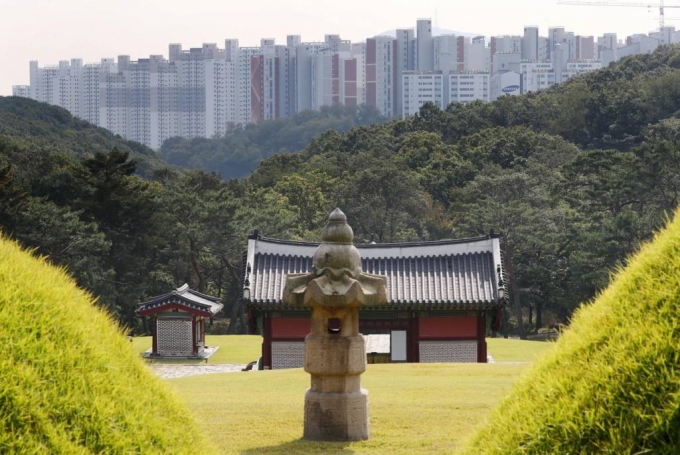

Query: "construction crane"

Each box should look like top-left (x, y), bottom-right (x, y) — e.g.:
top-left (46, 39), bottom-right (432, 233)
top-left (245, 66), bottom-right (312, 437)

top-left (557, 1), bottom-right (680, 29)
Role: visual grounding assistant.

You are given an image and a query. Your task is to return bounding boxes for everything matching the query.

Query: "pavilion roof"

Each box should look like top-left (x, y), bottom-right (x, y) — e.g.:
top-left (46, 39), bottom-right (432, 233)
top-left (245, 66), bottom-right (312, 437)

top-left (136, 284), bottom-right (223, 317)
top-left (242, 234), bottom-right (506, 311)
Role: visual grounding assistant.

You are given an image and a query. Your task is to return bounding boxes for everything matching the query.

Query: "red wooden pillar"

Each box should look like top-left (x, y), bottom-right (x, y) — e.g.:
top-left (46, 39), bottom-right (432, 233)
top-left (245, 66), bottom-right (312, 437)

top-left (201, 318), bottom-right (205, 344)
top-left (408, 311), bottom-right (420, 363)
top-left (152, 317), bottom-right (158, 355)
top-left (477, 312), bottom-right (487, 363)
top-left (247, 307), bottom-right (255, 334)
top-left (262, 312), bottom-right (272, 369)
top-left (192, 315), bottom-right (197, 355)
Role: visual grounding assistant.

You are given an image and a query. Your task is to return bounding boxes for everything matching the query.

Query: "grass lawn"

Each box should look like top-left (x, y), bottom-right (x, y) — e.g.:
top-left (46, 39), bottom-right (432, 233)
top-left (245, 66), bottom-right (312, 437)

top-left (487, 337), bottom-right (555, 362)
top-left (165, 338), bottom-right (554, 454)
top-left (132, 335), bottom-right (262, 364)
top-left (133, 335), bottom-right (552, 365)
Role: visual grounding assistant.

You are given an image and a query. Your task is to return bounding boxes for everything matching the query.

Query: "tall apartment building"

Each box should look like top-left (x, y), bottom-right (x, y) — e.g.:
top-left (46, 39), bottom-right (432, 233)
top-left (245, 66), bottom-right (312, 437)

top-left (650, 26), bottom-right (676, 45)
top-left (309, 35), bottom-right (357, 110)
top-left (434, 35), bottom-right (458, 74)
top-left (416, 19), bottom-right (434, 71)
top-left (401, 71), bottom-right (443, 118)
top-left (520, 61), bottom-right (554, 93)
top-left (251, 52), bottom-right (280, 123)
top-left (522, 27), bottom-right (539, 60)
top-left (599, 33), bottom-right (618, 64)
top-left (449, 72), bottom-right (490, 105)
top-left (490, 35), bottom-right (521, 73)
top-left (548, 27), bottom-right (565, 61)
top-left (21, 20), bottom-right (661, 145)
top-left (619, 34), bottom-right (661, 60)
top-left (395, 29), bottom-right (416, 117)
top-left (311, 48), bottom-right (337, 110)
top-left (521, 60), bottom-right (602, 93)
top-left (285, 35), bottom-right (302, 116)
top-left (205, 53), bottom-right (238, 138)
top-left (366, 36), bottom-right (396, 118)
top-left (466, 37), bottom-right (490, 72)
top-left (351, 43), bottom-right (367, 106)
top-left (295, 42), bottom-right (324, 112)
top-left (25, 58), bottom-right (113, 125)
top-left (11, 85), bottom-right (30, 97)
top-left (493, 52), bottom-right (521, 74)
top-left (576, 36), bottom-right (595, 60)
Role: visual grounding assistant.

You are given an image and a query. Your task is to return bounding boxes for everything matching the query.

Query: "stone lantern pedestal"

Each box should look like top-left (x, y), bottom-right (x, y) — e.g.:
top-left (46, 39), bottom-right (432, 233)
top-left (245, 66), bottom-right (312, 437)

top-left (283, 208), bottom-right (387, 441)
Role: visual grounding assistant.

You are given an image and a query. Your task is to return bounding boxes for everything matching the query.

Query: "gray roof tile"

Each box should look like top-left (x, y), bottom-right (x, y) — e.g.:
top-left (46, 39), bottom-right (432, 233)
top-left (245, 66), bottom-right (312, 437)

top-left (245, 236), bottom-right (503, 310)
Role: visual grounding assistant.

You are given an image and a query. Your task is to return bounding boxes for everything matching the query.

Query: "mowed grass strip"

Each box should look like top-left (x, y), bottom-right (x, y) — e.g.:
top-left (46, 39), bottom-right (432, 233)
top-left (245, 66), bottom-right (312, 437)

top-left (487, 337), bottom-right (553, 362)
top-left (134, 334), bottom-right (551, 365)
top-left (133, 334), bottom-right (262, 364)
top-left (168, 358), bottom-right (547, 454)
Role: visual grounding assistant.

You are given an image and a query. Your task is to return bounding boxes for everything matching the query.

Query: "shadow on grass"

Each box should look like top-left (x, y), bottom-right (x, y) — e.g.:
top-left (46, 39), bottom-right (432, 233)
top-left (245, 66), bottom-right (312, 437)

top-left (241, 438), bottom-right (355, 454)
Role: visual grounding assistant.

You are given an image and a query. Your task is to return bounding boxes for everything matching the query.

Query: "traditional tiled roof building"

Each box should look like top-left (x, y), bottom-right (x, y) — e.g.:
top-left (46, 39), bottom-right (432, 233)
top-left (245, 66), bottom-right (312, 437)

top-left (136, 284), bottom-right (223, 357)
top-left (242, 231), bottom-right (506, 369)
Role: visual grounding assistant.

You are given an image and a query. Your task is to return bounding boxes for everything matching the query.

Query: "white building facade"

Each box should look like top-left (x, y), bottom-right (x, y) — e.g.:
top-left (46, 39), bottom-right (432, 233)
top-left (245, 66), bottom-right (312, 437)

top-left (449, 72), bottom-right (490, 105)
top-left (401, 71), bottom-right (444, 118)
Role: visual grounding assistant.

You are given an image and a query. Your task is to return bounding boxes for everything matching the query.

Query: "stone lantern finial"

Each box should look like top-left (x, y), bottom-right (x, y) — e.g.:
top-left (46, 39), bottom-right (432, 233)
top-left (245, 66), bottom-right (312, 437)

top-left (283, 208), bottom-right (388, 441)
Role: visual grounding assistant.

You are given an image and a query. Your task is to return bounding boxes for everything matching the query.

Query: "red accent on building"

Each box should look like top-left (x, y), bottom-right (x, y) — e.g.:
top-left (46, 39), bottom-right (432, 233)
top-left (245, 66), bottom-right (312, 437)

top-left (250, 55), bottom-right (263, 123)
top-left (244, 236), bottom-right (505, 368)
top-left (192, 315), bottom-right (197, 355)
top-left (366, 39), bottom-right (377, 107)
top-left (477, 312), bottom-right (487, 363)
top-left (262, 313), bottom-right (273, 369)
top-left (408, 312), bottom-right (420, 362)
top-left (419, 316), bottom-right (477, 339)
top-left (457, 36), bottom-right (466, 71)
top-left (152, 320), bottom-right (158, 353)
top-left (272, 317), bottom-right (311, 338)
top-left (344, 58), bottom-right (358, 106)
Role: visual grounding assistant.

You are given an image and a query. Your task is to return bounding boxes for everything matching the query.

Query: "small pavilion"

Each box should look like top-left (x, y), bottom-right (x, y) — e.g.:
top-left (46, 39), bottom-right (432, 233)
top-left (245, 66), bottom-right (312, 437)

top-left (136, 284), bottom-right (223, 358)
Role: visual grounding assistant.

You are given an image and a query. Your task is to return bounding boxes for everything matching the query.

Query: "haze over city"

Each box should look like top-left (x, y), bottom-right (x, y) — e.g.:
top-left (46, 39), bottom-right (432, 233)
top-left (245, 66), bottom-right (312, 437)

top-left (1, 0), bottom-right (671, 95)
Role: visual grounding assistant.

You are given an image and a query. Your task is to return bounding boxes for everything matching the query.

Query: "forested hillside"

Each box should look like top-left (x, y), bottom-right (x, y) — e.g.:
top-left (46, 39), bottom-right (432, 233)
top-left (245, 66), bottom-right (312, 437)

top-left (159, 103), bottom-right (385, 178)
top-left (0, 96), bottom-right (164, 175)
top-left (2, 45), bottom-right (680, 335)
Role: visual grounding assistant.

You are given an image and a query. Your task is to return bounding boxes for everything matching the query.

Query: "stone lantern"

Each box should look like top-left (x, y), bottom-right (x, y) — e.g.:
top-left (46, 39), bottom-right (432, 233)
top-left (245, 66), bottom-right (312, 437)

top-left (283, 208), bottom-right (388, 441)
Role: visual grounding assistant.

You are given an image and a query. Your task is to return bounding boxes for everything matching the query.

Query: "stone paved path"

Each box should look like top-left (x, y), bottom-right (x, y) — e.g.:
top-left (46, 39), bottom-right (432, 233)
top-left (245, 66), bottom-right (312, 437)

top-left (149, 364), bottom-right (248, 379)
top-left (149, 355), bottom-right (523, 379)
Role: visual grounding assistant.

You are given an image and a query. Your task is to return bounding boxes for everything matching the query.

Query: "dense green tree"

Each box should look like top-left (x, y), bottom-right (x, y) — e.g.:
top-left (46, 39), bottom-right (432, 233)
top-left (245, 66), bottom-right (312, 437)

top-left (68, 149), bottom-right (163, 325)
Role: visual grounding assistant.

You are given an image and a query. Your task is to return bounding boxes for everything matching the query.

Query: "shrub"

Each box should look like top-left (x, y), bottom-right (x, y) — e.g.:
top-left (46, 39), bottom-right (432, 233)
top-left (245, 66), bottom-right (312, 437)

top-left (462, 211), bottom-right (680, 454)
top-left (0, 235), bottom-right (214, 453)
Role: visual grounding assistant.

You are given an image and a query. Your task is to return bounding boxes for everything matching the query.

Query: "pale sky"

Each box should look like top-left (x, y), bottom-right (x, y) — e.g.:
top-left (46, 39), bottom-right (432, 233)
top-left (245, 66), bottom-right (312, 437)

top-left (0, 0), bottom-right (671, 96)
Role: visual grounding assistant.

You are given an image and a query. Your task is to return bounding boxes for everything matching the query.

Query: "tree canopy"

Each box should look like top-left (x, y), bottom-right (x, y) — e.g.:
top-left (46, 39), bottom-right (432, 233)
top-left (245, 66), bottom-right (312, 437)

top-left (4, 45), bottom-right (680, 333)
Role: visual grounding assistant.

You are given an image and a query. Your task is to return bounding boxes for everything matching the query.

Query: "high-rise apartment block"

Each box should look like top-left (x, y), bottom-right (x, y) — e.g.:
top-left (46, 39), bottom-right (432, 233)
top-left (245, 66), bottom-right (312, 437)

top-left (13, 20), bottom-right (675, 148)
top-left (450, 72), bottom-right (490, 105)
top-left (366, 36), bottom-right (396, 117)
top-left (402, 71), bottom-right (444, 118)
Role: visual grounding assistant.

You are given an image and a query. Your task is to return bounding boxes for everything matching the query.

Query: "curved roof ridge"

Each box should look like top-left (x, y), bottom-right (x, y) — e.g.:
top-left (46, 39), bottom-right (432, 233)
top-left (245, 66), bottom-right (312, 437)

top-left (358, 251), bottom-right (492, 261)
top-left (253, 234), bottom-right (499, 248)
top-left (186, 288), bottom-right (221, 303)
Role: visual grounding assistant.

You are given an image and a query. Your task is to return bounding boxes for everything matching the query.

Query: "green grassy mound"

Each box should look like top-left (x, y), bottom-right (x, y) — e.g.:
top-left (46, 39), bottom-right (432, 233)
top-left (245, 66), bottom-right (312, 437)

top-left (0, 236), bottom-right (214, 453)
top-left (462, 214), bottom-right (680, 454)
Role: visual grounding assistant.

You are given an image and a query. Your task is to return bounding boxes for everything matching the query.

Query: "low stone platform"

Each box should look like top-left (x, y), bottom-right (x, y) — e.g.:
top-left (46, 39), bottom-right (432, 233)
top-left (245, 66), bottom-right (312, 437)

top-left (142, 346), bottom-right (219, 360)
